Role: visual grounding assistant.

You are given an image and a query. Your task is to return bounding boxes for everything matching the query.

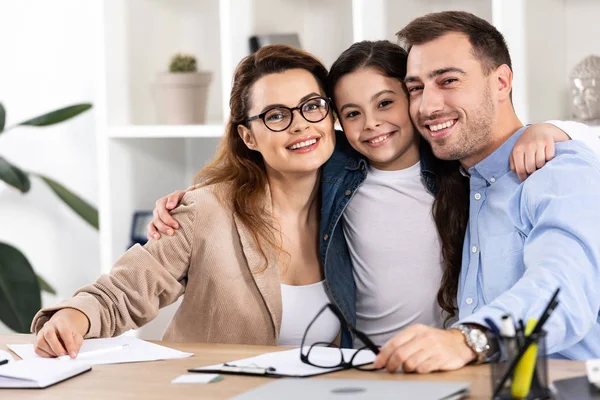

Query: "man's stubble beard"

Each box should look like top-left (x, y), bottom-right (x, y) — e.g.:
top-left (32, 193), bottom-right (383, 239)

top-left (426, 86), bottom-right (495, 162)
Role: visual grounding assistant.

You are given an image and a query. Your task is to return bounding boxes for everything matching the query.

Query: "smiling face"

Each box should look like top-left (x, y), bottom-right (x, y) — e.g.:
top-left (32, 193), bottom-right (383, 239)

top-left (334, 67), bottom-right (420, 171)
top-left (404, 32), bottom-right (497, 165)
top-left (238, 68), bottom-right (335, 177)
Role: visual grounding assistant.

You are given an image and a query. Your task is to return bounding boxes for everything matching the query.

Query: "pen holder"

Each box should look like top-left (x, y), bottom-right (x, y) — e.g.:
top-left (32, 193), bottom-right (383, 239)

top-left (491, 332), bottom-right (551, 400)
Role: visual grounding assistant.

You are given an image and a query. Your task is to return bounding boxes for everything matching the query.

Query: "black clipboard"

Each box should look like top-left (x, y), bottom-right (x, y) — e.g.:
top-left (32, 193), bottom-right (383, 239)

top-left (188, 362), bottom-right (371, 378)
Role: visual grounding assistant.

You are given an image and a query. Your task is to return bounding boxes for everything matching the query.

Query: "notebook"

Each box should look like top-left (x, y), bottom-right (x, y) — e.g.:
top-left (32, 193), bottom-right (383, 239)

top-left (0, 359), bottom-right (91, 389)
top-left (230, 378), bottom-right (470, 400)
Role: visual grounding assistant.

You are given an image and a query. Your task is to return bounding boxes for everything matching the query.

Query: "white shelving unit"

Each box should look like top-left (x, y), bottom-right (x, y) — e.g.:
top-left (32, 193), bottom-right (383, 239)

top-left (95, 0), bottom-right (600, 338)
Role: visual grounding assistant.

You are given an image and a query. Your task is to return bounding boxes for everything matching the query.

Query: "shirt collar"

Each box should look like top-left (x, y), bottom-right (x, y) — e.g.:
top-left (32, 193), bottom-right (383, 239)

top-left (468, 126), bottom-right (528, 183)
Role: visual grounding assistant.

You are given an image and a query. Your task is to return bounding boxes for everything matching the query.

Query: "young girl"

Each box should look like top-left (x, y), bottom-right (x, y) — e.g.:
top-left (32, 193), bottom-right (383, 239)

top-left (148, 42), bottom-right (592, 350)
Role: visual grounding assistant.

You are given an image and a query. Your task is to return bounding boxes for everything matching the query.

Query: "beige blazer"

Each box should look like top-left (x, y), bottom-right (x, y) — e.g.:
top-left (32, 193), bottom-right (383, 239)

top-left (31, 183), bottom-right (283, 345)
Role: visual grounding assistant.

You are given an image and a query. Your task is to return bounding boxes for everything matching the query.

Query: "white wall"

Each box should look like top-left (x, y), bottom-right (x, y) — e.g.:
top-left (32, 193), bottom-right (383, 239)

top-left (0, 1), bottom-right (99, 332)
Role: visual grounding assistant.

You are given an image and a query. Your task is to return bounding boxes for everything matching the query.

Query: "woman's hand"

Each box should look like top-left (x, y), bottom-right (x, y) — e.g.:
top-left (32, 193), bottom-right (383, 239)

top-left (511, 123), bottom-right (570, 181)
top-left (34, 308), bottom-right (90, 358)
top-left (146, 190), bottom-right (187, 240)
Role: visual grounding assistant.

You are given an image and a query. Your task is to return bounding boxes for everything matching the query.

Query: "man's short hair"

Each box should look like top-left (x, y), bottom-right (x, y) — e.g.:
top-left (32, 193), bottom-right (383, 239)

top-left (396, 11), bottom-right (512, 75)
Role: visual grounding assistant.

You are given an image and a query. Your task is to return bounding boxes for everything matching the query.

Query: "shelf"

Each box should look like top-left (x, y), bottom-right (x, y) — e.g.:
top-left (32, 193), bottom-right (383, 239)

top-left (104, 0), bottom-right (224, 126)
top-left (107, 124), bottom-right (225, 139)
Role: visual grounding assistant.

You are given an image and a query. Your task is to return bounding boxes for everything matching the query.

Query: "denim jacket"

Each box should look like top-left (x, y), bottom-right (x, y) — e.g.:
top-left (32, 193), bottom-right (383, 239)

top-left (319, 131), bottom-right (438, 347)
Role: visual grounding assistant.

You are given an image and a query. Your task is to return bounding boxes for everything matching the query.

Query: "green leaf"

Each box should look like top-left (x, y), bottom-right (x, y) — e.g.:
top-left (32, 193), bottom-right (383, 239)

top-left (37, 274), bottom-right (57, 295)
top-left (18, 103), bottom-right (92, 127)
top-left (0, 156), bottom-right (31, 192)
top-left (0, 103), bottom-right (5, 133)
top-left (37, 174), bottom-right (99, 229)
top-left (0, 242), bottom-right (41, 333)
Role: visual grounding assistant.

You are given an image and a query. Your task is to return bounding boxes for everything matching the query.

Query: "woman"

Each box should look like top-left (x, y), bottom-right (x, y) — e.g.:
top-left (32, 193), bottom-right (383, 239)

top-left (148, 41), bottom-right (588, 351)
top-left (32, 45), bottom-right (341, 358)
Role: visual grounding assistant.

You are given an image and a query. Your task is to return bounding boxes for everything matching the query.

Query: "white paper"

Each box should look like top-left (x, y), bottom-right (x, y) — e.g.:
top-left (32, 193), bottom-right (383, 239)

top-left (172, 373), bottom-right (221, 384)
top-left (8, 335), bottom-right (193, 366)
top-left (196, 347), bottom-right (376, 377)
top-left (0, 350), bottom-right (15, 363)
top-left (0, 358), bottom-right (90, 388)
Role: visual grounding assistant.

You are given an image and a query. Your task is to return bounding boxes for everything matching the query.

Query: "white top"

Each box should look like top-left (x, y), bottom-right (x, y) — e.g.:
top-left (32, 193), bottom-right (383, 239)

top-left (547, 120), bottom-right (600, 155)
top-left (343, 162), bottom-right (445, 347)
top-left (278, 281), bottom-right (341, 346)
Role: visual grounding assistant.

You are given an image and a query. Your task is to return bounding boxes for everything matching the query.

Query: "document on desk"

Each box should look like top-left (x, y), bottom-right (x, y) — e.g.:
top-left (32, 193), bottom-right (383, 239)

top-left (0, 359), bottom-right (91, 389)
top-left (7, 335), bottom-right (193, 366)
top-left (0, 350), bottom-right (14, 364)
top-left (191, 347), bottom-right (377, 378)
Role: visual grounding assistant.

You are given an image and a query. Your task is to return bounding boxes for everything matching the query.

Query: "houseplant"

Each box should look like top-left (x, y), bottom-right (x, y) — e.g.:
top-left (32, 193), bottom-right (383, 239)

top-left (157, 53), bottom-right (212, 124)
top-left (0, 102), bottom-right (97, 333)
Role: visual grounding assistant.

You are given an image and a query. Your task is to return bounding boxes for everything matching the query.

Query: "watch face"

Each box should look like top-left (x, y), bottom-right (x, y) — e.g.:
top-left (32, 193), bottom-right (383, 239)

top-left (469, 330), bottom-right (488, 351)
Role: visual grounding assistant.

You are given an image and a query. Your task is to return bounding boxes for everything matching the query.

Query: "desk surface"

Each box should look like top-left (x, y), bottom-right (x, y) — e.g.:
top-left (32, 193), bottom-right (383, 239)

top-left (0, 334), bottom-right (585, 399)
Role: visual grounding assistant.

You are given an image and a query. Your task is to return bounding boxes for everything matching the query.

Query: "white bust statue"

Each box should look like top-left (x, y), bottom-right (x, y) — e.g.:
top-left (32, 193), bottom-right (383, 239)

top-left (570, 55), bottom-right (600, 122)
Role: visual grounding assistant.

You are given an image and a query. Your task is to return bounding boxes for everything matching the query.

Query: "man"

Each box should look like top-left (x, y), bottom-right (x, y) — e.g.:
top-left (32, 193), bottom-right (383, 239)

top-left (374, 11), bottom-right (600, 373)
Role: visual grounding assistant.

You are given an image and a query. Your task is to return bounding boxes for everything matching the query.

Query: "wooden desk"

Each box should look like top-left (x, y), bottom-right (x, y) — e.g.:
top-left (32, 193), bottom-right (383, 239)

top-left (0, 334), bottom-right (585, 399)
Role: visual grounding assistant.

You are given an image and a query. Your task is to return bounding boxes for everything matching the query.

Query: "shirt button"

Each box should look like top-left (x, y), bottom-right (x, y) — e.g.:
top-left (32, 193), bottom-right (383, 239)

top-left (344, 190), bottom-right (352, 196)
top-left (324, 234), bottom-right (329, 241)
top-left (490, 177), bottom-right (496, 183)
top-left (361, 164), bottom-right (365, 171)
top-left (474, 193), bottom-right (482, 200)
top-left (466, 298), bottom-right (473, 305)
top-left (471, 246), bottom-right (478, 253)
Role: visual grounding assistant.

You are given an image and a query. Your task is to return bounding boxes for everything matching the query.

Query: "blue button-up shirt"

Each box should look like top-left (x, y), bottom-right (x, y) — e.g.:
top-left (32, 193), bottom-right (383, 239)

top-left (458, 126), bottom-right (600, 360)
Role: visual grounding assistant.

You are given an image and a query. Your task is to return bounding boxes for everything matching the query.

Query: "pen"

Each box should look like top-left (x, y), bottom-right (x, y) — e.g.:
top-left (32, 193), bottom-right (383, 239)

top-left (499, 314), bottom-right (518, 376)
top-left (517, 319), bottom-right (526, 347)
top-left (58, 344), bottom-right (129, 361)
top-left (0, 359), bottom-right (8, 366)
top-left (511, 319), bottom-right (539, 398)
top-left (499, 315), bottom-right (516, 337)
top-left (492, 288), bottom-right (560, 399)
top-left (221, 363), bottom-right (276, 374)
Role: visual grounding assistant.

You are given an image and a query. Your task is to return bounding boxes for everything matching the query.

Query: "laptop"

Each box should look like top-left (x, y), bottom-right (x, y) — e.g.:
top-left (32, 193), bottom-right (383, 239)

top-left (231, 378), bottom-right (470, 400)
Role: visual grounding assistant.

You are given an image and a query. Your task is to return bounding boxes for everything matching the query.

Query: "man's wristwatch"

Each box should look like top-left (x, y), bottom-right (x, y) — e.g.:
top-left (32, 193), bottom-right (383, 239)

top-left (454, 324), bottom-right (492, 364)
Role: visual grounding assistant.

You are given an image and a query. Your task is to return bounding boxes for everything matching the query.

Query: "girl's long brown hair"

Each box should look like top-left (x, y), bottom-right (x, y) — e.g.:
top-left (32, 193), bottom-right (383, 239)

top-left (431, 158), bottom-right (470, 324)
top-left (192, 45), bottom-right (329, 264)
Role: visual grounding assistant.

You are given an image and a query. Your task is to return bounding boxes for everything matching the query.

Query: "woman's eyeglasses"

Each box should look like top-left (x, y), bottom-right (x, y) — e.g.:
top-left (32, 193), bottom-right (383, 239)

top-left (246, 96), bottom-right (331, 132)
top-left (300, 303), bottom-right (382, 372)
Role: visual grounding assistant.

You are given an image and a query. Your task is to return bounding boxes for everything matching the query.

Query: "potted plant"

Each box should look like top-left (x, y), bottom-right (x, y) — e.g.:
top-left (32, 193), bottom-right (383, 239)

top-left (0, 102), bottom-right (98, 333)
top-left (157, 53), bottom-right (212, 125)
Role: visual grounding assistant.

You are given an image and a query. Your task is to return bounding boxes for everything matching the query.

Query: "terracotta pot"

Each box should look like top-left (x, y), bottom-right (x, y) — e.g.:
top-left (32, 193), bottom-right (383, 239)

top-left (157, 71), bottom-right (212, 124)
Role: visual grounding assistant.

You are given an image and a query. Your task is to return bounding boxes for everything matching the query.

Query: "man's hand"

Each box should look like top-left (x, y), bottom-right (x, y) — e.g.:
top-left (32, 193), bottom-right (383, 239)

top-left (373, 324), bottom-right (476, 373)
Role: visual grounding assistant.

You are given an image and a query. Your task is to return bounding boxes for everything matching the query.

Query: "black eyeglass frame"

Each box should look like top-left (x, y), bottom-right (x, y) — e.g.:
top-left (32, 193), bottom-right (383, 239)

top-left (246, 96), bottom-right (332, 132)
top-left (300, 303), bottom-right (381, 370)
